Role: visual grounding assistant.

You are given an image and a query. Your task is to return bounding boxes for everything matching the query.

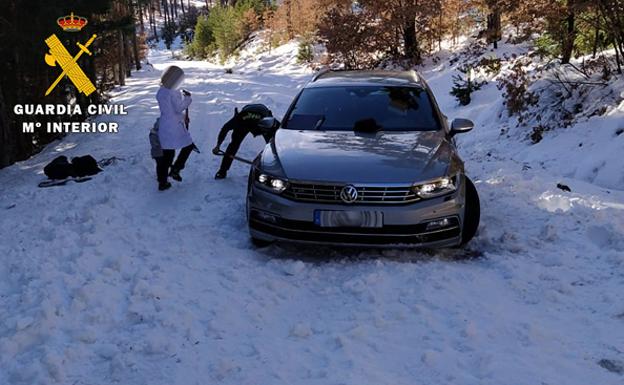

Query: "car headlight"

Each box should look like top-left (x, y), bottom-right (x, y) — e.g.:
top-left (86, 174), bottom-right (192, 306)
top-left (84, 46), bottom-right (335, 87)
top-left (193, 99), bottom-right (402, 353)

top-left (255, 171), bottom-right (288, 193)
top-left (413, 175), bottom-right (458, 199)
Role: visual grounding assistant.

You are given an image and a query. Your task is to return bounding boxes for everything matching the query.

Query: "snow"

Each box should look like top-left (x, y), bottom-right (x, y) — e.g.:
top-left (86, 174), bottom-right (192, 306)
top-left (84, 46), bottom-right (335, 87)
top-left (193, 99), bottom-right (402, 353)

top-left (1, 33), bottom-right (624, 385)
top-left (424, 38), bottom-right (624, 191)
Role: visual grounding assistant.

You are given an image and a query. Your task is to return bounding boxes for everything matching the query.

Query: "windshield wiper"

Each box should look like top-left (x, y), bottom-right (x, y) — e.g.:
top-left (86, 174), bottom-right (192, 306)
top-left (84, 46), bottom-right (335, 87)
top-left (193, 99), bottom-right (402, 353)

top-left (314, 116), bottom-right (326, 130)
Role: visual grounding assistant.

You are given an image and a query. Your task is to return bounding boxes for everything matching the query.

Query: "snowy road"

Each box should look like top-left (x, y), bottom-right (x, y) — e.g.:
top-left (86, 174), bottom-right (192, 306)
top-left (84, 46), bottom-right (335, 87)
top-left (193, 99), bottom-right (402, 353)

top-left (1, 41), bottom-right (623, 385)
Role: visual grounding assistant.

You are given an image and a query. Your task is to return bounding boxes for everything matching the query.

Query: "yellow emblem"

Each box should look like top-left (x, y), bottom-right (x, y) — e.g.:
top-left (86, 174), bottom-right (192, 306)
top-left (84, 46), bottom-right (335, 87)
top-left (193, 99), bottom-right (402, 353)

top-left (44, 33), bottom-right (97, 96)
top-left (57, 12), bottom-right (88, 32)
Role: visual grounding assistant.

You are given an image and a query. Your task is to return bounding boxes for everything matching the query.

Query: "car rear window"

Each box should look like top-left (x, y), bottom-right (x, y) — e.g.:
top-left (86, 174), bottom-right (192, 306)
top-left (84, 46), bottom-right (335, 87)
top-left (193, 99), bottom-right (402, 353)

top-left (283, 86), bottom-right (440, 132)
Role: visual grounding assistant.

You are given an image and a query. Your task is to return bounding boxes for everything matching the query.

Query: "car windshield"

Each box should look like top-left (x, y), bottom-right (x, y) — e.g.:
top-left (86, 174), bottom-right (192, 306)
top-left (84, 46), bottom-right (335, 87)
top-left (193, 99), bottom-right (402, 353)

top-left (283, 85), bottom-right (440, 132)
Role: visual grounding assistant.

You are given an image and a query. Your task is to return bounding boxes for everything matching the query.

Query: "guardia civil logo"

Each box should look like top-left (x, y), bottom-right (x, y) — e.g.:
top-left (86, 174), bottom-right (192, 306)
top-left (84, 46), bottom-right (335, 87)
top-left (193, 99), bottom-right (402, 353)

top-left (16, 13), bottom-right (124, 135)
top-left (44, 13), bottom-right (97, 96)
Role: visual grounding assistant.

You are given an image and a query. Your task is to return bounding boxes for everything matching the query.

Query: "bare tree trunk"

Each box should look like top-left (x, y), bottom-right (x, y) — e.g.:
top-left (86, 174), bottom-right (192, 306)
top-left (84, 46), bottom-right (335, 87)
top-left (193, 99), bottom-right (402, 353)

top-left (285, 0), bottom-right (293, 39)
top-left (132, 33), bottom-right (142, 71)
top-left (163, 0), bottom-right (169, 24)
top-left (117, 30), bottom-right (126, 86)
top-left (86, 50), bottom-right (99, 103)
top-left (561, 8), bottom-right (576, 64)
top-left (128, 1), bottom-right (142, 71)
top-left (150, 3), bottom-right (158, 40)
top-left (0, 84), bottom-right (14, 168)
top-left (13, 50), bottom-right (33, 160)
top-left (403, 19), bottom-right (420, 63)
top-left (487, 6), bottom-right (502, 49)
top-left (438, 1), bottom-right (443, 52)
top-left (614, 36), bottom-right (623, 74)
top-left (138, 3), bottom-right (145, 34)
top-left (122, 32), bottom-right (131, 76)
top-left (597, 0), bottom-right (624, 72)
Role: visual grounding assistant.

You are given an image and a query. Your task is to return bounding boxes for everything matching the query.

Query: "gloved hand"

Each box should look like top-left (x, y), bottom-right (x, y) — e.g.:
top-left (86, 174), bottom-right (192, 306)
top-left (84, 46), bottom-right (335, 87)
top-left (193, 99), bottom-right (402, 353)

top-left (212, 146), bottom-right (221, 155)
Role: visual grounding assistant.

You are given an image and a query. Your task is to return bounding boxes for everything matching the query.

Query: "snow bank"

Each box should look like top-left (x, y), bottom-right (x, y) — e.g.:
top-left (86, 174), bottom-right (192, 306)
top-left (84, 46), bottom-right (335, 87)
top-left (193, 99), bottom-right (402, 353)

top-left (422, 37), bottom-right (624, 191)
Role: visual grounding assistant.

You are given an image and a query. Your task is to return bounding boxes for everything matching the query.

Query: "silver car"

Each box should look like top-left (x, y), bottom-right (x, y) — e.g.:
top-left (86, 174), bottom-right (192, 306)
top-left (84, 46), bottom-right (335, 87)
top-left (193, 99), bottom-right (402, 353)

top-left (247, 70), bottom-right (480, 248)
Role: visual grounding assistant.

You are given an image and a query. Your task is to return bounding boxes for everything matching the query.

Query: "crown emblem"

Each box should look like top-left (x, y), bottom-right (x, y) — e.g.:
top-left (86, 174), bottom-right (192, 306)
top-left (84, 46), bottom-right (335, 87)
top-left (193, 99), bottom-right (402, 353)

top-left (57, 12), bottom-right (88, 32)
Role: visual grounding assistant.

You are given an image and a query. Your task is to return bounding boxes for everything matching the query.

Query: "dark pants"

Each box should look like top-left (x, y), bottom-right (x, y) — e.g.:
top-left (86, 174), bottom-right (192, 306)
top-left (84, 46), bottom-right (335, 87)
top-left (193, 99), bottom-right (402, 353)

top-left (156, 144), bottom-right (194, 184)
top-left (218, 130), bottom-right (272, 173)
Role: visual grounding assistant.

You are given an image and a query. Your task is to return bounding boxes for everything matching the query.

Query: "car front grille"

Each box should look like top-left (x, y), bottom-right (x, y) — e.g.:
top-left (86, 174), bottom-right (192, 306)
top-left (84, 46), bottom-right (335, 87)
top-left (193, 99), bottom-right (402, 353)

top-left (283, 182), bottom-right (420, 204)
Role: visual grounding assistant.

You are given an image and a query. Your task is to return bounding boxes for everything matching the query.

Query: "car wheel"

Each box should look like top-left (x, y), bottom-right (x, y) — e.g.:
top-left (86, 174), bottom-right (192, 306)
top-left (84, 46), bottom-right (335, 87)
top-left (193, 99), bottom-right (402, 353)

top-left (461, 177), bottom-right (480, 245)
top-left (251, 237), bottom-right (273, 248)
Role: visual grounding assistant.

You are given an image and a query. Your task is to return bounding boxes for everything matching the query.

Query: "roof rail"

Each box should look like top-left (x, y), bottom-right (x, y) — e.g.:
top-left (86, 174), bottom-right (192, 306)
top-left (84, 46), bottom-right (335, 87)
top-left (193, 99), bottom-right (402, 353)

top-left (311, 67), bottom-right (331, 82)
top-left (409, 70), bottom-right (420, 83)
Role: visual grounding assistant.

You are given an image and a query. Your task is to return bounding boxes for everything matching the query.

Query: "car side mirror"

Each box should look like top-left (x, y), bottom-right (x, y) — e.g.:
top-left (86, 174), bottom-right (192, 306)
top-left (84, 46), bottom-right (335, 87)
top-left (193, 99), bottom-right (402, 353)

top-left (450, 118), bottom-right (474, 136)
top-left (258, 117), bottom-right (279, 130)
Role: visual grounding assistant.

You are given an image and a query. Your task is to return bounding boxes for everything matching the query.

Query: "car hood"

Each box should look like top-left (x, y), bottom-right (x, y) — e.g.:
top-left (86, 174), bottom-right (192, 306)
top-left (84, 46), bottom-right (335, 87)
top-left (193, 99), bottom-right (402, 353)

top-left (263, 129), bottom-right (458, 184)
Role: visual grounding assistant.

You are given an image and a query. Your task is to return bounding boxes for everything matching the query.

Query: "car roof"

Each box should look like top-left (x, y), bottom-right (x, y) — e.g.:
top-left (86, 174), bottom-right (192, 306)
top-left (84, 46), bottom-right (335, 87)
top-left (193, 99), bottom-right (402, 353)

top-left (307, 70), bottom-right (425, 88)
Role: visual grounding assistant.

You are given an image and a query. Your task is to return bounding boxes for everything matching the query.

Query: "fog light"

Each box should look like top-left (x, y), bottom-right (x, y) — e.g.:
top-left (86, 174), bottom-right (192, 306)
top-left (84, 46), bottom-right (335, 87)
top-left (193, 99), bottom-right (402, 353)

top-left (426, 218), bottom-right (451, 231)
top-left (255, 210), bottom-right (279, 224)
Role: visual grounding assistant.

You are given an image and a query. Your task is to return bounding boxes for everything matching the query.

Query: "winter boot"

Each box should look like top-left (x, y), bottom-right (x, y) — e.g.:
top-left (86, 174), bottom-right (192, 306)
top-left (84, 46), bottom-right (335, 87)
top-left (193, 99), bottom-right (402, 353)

top-left (158, 181), bottom-right (172, 191)
top-left (215, 170), bottom-right (227, 180)
top-left (169, 168), bottom-right (182, 182)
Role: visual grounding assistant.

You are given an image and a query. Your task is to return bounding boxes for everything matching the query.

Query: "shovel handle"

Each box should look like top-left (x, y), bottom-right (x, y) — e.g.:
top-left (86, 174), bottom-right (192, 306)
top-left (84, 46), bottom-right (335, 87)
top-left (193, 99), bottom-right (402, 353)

top-left (215, 150), bottom-right (254, 165)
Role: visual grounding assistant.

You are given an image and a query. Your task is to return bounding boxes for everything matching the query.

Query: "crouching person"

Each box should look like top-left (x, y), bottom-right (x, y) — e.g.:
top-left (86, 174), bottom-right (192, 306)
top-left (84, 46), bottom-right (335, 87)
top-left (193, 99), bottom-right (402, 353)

top-left (155, 65), bottom-right (195, 191)
top-left (212, 104), bottom-right (279, 180)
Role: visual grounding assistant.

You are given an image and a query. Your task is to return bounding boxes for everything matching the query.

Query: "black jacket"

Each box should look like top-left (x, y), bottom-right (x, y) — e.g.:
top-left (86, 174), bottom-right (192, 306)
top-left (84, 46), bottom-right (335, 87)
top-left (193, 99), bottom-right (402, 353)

top-left (217, 104), bottom-right (277, 146)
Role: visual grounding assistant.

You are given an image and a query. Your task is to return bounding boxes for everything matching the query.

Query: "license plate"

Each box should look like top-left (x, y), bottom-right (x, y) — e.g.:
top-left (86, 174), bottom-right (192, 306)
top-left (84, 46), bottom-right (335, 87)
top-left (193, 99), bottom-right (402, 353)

top-left (314, 210), bottom-right (383, 228)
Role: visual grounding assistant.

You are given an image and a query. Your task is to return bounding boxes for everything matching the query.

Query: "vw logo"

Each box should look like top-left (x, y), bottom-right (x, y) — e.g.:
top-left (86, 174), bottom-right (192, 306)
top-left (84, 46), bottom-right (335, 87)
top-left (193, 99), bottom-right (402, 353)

top-left (340, 185), bottom-right (359, 204)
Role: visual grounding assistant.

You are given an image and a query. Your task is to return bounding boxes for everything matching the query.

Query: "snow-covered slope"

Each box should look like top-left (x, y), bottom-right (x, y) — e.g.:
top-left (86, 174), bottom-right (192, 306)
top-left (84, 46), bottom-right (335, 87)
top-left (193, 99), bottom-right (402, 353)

top-left (0, 35), bottom-right (623, 385)
top-left (423, 38), bottom-right (624, 191)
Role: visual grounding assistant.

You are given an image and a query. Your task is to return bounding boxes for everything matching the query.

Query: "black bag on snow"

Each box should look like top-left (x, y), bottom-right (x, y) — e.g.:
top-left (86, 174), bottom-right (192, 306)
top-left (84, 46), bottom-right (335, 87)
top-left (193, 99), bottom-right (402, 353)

top-left (71, 155), bottom-right (102, 177)
top-left (43, 155), bottom-right (102, 180)
top-left (43, 156), bottom-right (75, 180)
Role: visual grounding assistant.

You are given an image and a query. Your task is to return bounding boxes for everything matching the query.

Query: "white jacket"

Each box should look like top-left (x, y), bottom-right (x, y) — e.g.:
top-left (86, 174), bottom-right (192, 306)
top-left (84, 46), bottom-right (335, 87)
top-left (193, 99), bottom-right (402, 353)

top-left (156, 87), bottom-right (193, 149)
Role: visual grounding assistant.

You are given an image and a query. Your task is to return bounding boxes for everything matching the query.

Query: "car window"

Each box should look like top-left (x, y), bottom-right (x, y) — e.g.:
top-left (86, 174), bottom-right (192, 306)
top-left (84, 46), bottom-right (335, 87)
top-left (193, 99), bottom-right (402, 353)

top-left (283, 86), bottom-right (440, 132)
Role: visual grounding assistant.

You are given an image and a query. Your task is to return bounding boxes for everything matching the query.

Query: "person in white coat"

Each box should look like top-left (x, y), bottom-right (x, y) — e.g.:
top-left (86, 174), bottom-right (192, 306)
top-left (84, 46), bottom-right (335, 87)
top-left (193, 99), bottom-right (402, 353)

top-left (155, 65), bottom-right (194, 191)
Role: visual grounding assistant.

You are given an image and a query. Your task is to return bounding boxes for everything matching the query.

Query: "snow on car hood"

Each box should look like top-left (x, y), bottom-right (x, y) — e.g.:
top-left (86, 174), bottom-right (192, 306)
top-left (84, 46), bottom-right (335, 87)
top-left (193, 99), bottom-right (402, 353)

top-left (264, 129), bottom-right (458, 184)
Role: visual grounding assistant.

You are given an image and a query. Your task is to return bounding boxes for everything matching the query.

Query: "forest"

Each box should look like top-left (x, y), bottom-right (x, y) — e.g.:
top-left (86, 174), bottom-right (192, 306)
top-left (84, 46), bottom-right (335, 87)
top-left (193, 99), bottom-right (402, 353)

top-left (1, 0), bottom-right (624, 168)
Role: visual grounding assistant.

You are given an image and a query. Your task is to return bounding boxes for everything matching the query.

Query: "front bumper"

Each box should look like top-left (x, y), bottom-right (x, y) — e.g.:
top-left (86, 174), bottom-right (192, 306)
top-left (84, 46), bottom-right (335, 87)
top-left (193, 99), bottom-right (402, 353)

top-left (247, 179), bottom-right (466, 248)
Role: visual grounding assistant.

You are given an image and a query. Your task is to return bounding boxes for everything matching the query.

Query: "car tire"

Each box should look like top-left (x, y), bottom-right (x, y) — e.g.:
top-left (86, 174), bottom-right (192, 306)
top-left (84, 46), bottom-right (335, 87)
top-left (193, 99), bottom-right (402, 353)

top-left (461, 177), bottom-right (480, 245)
top-left (251, 237), bottom-right (273, 248)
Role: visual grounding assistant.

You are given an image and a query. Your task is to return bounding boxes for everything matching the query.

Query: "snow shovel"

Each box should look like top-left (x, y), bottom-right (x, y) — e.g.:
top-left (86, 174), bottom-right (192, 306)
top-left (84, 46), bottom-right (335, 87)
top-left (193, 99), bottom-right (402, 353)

top-left (184, 109), bottom-right (201, 154)
top-left (39, 176), bottom-right (93, 188)
top-left (183, 90), bottom-right (200, 154)
top-left (214, 150), bottom-right (254, 165)
top-left (185, 114), bottom-right (201, 154)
